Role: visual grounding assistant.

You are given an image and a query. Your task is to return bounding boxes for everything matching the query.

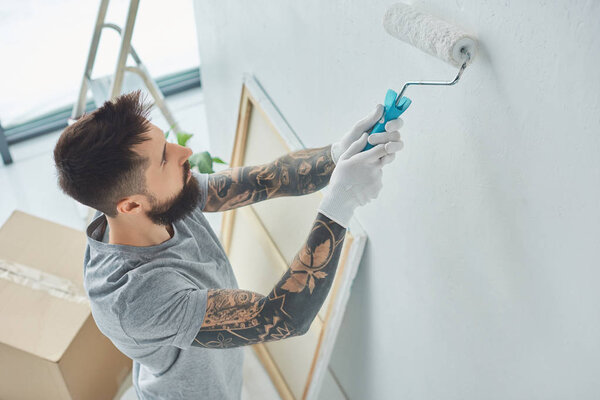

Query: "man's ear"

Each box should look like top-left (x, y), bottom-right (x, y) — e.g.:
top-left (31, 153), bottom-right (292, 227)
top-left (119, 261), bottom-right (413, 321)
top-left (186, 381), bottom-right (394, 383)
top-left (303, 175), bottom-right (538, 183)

top-left (116, 196), bottom-right (144, 215)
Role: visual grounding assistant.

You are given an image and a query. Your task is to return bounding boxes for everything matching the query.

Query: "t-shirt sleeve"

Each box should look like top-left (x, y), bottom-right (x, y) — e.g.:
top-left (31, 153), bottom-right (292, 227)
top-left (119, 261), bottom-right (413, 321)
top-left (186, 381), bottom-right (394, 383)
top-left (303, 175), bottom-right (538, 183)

top-left (192, 170), bottom-right (210, 211)
top-left (117, 269), bottom-right (208, 350)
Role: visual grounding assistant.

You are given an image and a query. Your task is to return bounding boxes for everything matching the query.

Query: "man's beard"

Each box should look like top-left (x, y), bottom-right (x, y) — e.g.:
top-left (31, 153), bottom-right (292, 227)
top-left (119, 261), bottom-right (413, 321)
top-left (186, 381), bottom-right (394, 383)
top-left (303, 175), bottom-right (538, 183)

top-left (145, 161), bottom-right (202, 227)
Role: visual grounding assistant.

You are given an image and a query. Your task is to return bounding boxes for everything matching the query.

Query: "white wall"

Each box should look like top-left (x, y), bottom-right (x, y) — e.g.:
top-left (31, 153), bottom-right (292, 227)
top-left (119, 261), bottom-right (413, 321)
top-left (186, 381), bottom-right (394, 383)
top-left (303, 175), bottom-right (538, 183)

top-left (193, 1), bottom-right (600, 398)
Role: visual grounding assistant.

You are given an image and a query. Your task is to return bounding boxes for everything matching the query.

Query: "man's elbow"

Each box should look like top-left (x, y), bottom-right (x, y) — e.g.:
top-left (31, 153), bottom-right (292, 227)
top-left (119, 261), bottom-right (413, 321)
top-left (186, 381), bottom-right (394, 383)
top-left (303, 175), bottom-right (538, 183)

top-left (293, 317), bottom-right (313, 337)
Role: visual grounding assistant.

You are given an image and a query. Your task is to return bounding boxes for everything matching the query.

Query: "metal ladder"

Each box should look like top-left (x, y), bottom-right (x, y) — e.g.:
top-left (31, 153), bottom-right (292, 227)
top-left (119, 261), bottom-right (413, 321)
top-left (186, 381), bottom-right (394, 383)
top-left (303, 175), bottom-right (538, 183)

top-left (70, 0), bottom-right (180, 133)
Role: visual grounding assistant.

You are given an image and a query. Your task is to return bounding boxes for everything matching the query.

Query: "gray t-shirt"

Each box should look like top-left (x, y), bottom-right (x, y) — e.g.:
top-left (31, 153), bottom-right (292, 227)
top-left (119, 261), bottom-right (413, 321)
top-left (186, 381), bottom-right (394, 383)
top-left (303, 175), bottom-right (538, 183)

top-left (83, 171), bottom-right (244, 399)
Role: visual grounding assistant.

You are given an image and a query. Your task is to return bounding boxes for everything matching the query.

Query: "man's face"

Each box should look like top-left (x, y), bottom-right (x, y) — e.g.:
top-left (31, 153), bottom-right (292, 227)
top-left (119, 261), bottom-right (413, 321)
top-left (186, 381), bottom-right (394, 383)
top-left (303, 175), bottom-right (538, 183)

top-left (136, 123), bottom-right (201, 226)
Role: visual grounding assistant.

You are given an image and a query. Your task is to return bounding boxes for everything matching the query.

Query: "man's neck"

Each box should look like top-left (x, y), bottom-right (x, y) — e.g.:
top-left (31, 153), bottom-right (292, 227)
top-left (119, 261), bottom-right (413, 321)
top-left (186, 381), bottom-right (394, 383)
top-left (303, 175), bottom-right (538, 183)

top-left (105, 215), bottom-right (173, 247)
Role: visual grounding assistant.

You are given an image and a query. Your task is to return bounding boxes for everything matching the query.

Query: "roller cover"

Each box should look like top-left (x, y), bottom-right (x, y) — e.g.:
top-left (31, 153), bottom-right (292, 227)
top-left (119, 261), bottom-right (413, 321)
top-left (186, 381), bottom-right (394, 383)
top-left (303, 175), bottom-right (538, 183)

top-left (383, 2), bottom-right (477, 67)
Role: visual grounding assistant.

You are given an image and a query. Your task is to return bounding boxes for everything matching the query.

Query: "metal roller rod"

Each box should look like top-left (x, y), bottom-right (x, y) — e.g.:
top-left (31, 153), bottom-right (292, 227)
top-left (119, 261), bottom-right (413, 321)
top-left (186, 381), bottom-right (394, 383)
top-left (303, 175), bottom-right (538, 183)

top-left (395, 50), bottom-right (472, 106)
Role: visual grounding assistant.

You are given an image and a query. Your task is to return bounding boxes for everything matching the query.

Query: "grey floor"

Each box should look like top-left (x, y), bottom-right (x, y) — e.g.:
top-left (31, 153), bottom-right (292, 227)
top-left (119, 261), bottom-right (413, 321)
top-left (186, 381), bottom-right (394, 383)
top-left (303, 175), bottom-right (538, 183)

top-left (0, 88), bottom-right (280, 400)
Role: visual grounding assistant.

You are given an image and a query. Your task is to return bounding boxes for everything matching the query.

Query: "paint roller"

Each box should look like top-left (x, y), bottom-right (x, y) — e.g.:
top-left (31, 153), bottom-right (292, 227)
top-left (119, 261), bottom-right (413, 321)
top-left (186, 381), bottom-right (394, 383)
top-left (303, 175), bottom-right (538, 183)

top-left (363, 2), bottom-right (479, 150)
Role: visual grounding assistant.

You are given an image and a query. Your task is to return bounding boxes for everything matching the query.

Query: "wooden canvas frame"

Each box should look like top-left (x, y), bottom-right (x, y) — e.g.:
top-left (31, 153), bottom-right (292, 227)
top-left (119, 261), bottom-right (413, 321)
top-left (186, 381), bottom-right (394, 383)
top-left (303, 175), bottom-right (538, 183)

top-left (220, 75), bottom-right (367, 400)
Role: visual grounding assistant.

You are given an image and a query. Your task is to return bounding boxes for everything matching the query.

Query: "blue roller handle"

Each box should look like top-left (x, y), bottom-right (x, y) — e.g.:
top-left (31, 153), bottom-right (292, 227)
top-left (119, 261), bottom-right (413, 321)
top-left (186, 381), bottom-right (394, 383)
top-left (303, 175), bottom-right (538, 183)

top-left (363, 89), bottom-right (411, 151)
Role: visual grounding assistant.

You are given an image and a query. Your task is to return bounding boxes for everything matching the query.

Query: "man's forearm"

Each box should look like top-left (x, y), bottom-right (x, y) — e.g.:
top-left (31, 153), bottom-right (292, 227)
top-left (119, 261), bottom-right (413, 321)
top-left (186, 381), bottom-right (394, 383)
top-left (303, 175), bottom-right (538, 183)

top-left (273, 145), bottom-right (335, 196)
top-left (193, 212), bottom-right (346, 348)
top-left (204, 145), bottom-right (335, 212)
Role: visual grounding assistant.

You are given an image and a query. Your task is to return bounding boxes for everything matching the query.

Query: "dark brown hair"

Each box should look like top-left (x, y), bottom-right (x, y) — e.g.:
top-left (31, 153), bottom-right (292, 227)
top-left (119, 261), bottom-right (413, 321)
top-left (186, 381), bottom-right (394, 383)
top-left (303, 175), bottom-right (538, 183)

top-left (53, 90), bottom-right (154, 217)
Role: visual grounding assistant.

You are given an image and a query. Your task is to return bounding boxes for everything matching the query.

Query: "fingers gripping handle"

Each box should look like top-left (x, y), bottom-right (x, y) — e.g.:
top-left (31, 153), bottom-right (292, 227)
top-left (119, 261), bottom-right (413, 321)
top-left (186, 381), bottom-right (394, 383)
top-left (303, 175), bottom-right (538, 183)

top-left (363, 89), bottom-right (411, 151)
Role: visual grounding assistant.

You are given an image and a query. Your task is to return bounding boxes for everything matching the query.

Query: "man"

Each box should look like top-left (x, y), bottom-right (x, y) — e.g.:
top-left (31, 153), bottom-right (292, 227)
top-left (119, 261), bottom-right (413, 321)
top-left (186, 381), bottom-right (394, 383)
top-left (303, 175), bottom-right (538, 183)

top-left (53, 90), bottom-right (403, 399)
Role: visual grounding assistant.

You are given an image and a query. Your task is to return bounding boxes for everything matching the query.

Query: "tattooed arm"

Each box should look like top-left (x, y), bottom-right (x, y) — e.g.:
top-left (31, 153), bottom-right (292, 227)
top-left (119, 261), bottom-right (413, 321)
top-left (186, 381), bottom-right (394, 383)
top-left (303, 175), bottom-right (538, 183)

top-left (202, 145), bottom-right (335, 212)
top-left (192, 212), bottom-right (346, 348)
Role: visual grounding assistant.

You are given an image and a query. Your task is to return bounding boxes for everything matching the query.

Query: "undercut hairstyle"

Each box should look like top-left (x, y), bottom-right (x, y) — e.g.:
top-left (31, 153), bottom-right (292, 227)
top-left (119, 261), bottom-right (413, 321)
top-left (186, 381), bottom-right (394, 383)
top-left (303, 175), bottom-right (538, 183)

top-left (53, 90), bottom-right (154, 217)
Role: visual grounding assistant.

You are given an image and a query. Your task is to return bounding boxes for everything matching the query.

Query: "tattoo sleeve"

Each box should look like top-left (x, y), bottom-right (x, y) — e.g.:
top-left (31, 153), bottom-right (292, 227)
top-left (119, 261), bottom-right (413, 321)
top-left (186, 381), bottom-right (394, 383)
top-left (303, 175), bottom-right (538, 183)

top-left (192, 213), bottom-right (346, 348)
top-left (203, 145), bottom-right (335, 212)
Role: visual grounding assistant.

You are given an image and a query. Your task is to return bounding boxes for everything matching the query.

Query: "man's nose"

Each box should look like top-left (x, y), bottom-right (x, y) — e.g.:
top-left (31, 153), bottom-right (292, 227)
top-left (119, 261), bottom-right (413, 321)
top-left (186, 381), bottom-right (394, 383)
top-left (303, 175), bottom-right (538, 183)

top-left (179, 146), bottom-right (193, 164)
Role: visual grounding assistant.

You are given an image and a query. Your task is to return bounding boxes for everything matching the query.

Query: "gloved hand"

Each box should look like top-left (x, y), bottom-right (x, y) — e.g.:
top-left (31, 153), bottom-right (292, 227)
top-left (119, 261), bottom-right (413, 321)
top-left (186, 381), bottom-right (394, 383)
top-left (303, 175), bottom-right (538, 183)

top-left (331, 104), bottom-right (404, 167)
top-left (318, 132), bottom-right (402, 228)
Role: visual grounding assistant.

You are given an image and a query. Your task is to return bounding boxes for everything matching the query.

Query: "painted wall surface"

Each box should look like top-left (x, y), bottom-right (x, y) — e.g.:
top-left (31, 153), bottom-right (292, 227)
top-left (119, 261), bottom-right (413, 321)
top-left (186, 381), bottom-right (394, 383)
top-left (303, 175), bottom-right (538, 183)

top-left (193, 1), bottom-right (600, 398)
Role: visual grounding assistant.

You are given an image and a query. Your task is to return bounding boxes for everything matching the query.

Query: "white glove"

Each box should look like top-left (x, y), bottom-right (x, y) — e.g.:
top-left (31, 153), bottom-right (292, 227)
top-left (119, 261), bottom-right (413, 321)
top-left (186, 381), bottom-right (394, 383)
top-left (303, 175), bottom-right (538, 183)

top-left (319, 133), bottom-right (394, 228)
top-left (331, 104), bottom-right (404, 166)
top-left (331, 105), bottom-right (383, 164)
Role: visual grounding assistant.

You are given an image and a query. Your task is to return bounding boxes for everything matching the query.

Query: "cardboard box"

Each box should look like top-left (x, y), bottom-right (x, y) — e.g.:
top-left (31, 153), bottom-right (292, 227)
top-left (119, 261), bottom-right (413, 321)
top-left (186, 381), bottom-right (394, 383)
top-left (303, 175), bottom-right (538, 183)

top-left (0, 210), bottom-right (132, 400)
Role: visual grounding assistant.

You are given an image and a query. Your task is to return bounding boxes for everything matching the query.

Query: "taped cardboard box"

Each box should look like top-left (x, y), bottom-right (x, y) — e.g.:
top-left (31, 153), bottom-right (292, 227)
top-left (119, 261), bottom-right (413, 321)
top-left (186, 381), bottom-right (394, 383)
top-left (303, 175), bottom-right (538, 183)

top-left (0, 210), bottom-right (131, 400)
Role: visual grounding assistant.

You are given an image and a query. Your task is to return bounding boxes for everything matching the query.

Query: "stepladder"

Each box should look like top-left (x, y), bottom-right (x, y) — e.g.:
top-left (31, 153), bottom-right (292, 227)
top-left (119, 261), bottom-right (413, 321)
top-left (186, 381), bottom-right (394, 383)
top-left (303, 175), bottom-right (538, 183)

top-left (70, 0), bottom-right (181, 133)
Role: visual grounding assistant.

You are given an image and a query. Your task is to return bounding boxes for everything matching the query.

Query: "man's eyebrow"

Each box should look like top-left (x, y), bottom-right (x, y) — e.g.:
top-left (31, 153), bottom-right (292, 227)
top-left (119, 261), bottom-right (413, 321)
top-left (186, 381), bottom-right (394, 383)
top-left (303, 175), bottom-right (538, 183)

top-left (160, 141), bottom-right (166, 165)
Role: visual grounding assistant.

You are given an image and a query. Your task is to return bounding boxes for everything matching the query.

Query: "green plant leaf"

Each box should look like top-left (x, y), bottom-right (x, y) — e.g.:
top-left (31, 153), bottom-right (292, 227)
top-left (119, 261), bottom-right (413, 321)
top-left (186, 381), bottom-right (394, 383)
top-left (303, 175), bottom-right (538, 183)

top-left (189, 151), bottom-right (213, 173)
top-left (176, 132), bottom-right (194, 147)
top-left (212, 157), bottom-right (227, 164)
